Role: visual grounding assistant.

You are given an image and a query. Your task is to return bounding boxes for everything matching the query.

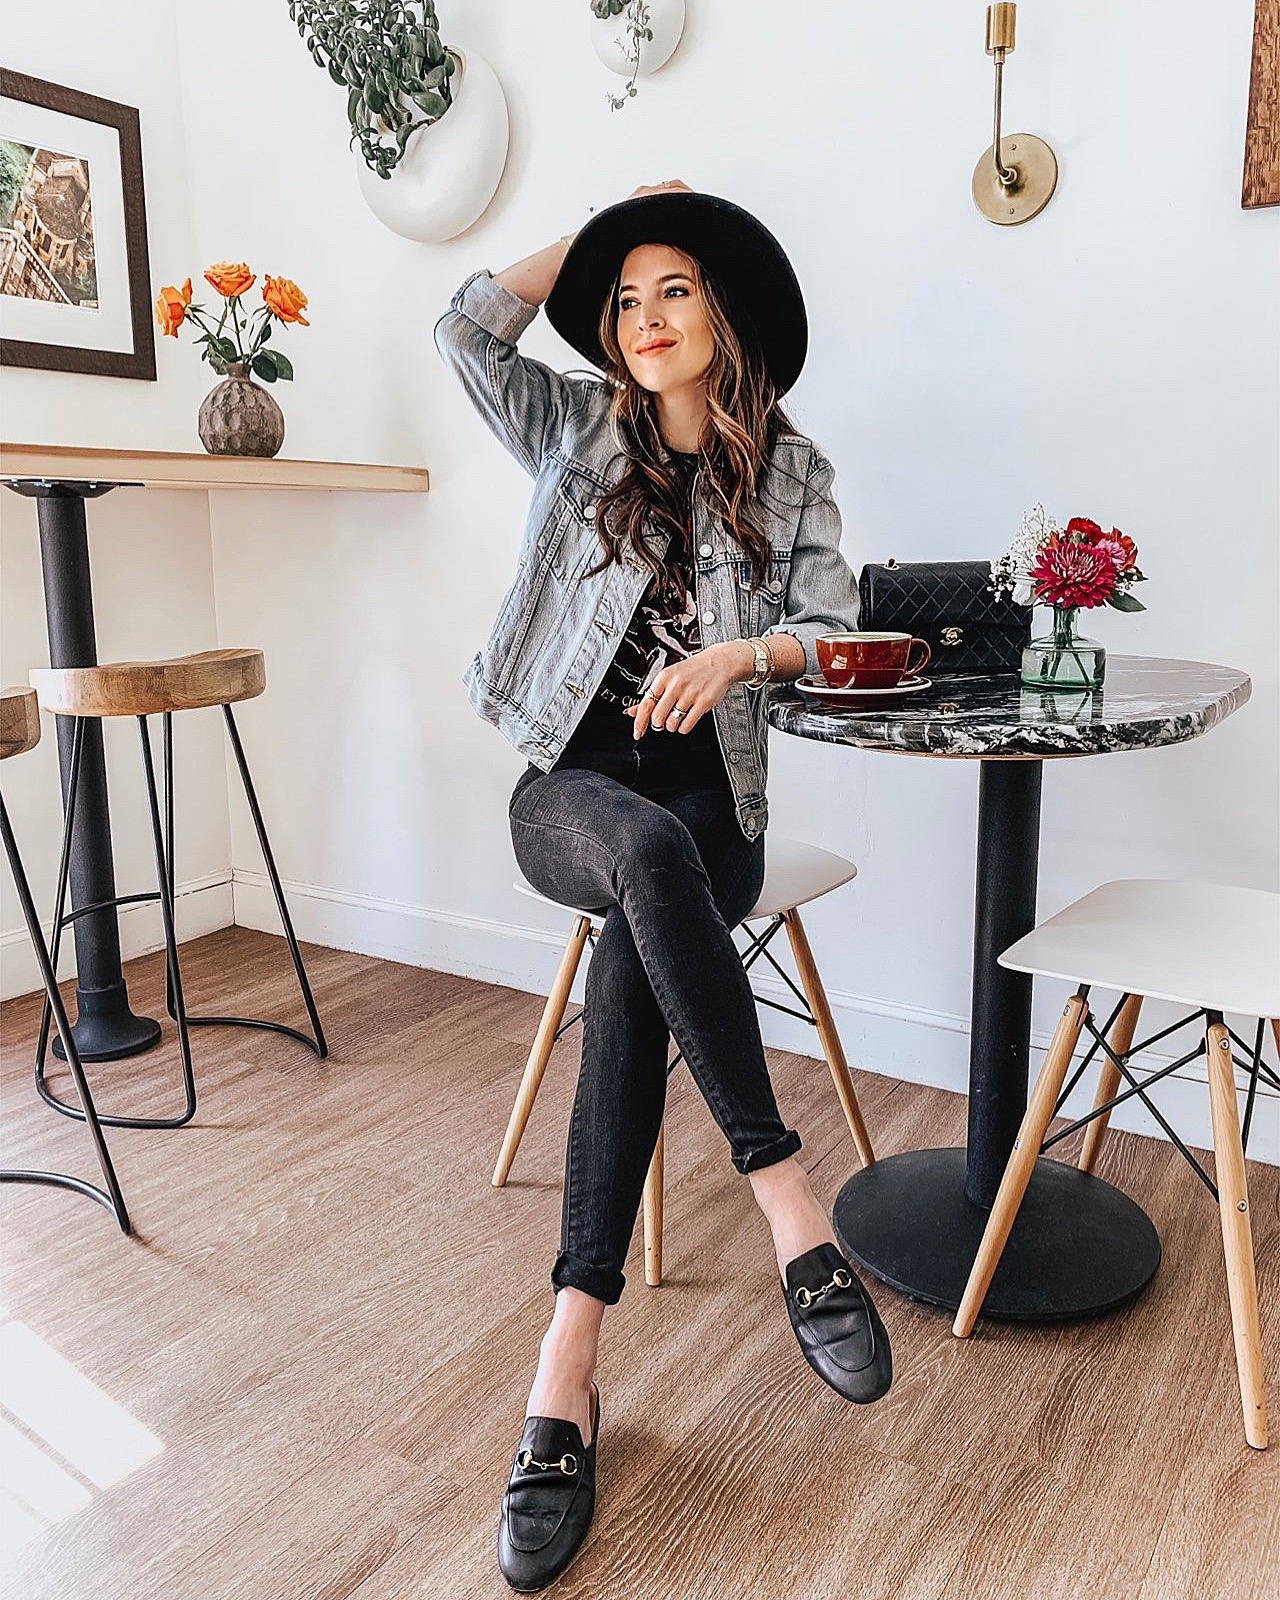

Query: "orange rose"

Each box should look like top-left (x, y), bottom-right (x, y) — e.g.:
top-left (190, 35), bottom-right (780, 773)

top-left (154, 278), bottom-right (192, 337)
top-left (204, 261), bottom-right (256, 298)
top-left (262, 275), bottom-right (310, 325)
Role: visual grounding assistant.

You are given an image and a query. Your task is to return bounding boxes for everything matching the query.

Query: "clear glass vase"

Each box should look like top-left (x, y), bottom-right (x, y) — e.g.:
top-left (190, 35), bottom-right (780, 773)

top-left (1020, 605), bottom-right (1106, 691)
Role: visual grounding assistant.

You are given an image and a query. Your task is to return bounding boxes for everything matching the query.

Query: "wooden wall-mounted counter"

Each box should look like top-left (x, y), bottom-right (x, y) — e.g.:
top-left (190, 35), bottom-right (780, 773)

top-left (1, 442), bottom-right (429, 494)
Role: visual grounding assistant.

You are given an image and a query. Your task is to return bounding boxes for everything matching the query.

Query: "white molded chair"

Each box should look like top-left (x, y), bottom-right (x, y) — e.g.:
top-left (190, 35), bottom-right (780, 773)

top-left (493, 836), bottom-right (875, 1286)
top-left (952, 879), bottom-right (1280, 1450)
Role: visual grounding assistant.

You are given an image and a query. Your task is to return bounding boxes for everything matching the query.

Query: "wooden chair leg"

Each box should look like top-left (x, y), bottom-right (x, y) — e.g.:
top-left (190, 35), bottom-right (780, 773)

top-left (643, 1121), bottom-right (665, 1287)
top-left (1270, 1017), bottom-right (1280, 1065)
top-left (1206, 1019), bottom-right (1268, 1449)
top-left (781, 908), bottom-right (875, 1168)
top-left (953, 993), bottom-right (1089, 1338)
top-left (1078, 992), bottom-right (1144, 1174)
top-left (492, 915), bottom-right (592, 1187)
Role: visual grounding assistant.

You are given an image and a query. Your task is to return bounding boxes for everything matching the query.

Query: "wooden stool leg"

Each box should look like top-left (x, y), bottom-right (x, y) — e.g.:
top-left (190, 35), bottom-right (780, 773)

top-left (643, 1121), bottom-right (665, 1287)
top-left (1078, 993), bottom-right (1144, 1174)
top-left (1270, 1017), bottom-right (1280, 1065)
top-left (953, 993), bottom-right (1089, 1337)
top-left (781, 908), bottom-right (875, 1168)
top-left (492, 916), bottom-right (592, 1187)
top-left (1206, 1018), bottom-right (1268, 1449)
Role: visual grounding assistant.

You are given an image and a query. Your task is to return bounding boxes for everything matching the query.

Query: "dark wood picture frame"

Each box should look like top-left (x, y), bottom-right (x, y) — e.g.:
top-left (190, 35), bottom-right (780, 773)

top-left (1243, 0), bottom-right (1280, 208)
top-left (0, 69), bottom-right (155, 379)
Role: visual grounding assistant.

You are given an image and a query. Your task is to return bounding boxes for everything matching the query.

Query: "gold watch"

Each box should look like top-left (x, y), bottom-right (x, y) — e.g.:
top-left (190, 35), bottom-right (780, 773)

top-left (746, 637), bottom-right (773, 690)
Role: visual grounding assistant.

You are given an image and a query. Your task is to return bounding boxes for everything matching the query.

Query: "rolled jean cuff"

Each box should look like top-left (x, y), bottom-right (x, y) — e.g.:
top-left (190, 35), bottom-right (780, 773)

top-left (552, 1250), bottom-right (625, 1306)
top-left (733, 1127), bottom-right (803, 1175)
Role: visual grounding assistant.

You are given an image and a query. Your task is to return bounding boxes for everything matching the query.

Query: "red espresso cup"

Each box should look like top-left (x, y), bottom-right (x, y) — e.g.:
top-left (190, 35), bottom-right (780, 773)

top-left (815, 631), bottom-right (932, 690)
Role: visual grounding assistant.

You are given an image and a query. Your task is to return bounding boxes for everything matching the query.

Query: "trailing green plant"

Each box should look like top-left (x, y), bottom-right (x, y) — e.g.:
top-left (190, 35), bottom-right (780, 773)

top-left (590, 0), bottom-right (653, 111)
top-left (287, 1), bottom-right (456, 179)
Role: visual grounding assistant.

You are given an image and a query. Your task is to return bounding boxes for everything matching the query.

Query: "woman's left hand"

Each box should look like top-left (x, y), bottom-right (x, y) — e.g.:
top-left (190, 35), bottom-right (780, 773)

top-left (626, 642), bottom-right (753, 737)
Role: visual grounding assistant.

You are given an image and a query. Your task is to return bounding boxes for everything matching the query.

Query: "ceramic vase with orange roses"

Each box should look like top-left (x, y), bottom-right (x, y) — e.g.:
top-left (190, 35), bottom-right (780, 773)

top-left (155, 263), bottom-right (310, 457)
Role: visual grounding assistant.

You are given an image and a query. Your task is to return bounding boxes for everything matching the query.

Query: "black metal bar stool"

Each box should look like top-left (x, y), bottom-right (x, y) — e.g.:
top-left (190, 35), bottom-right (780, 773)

top-left (28, 649), bottom-right (327, 1130)
top-left (1, 686), bottom-right (130, 1230)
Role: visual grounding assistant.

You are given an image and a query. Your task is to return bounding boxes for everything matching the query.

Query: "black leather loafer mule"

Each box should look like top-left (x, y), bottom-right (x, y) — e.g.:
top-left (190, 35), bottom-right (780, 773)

top-left (782, 1243), bottom-right (893, 1403)
top-left (498, 1384), bottom-right (600, 1592)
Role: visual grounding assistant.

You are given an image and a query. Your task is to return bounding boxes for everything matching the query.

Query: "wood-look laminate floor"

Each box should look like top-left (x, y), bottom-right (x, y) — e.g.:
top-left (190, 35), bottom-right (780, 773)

top-left (1, 928), bottom-right (1277, 1600)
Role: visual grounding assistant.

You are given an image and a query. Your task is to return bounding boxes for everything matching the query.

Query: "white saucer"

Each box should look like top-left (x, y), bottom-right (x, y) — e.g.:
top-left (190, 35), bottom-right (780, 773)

top-left (796, 675), bottom-right (933, 708)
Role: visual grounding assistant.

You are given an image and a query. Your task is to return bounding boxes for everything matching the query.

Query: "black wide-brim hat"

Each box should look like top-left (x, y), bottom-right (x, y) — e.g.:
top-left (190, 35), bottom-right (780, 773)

top-left (545, 190), bottom-right (808, 397)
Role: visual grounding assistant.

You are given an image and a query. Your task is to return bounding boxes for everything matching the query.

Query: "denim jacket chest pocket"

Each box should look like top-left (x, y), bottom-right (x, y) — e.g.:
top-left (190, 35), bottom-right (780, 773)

top-left (493, 462), bottom-right (610, 694)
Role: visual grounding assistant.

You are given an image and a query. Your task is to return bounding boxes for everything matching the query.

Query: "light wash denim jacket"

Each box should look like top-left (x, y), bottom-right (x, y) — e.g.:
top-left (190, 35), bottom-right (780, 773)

top-left (433, 269), bottom-right (860, 838)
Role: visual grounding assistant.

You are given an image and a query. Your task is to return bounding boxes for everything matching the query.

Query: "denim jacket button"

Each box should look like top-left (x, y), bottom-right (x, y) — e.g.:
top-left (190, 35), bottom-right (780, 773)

top-left (770, 578), bottom-right (783, 593)
top-left (699, 543), bottom-right (713, 557)
top-left (701, 610), bottom-right (716, 625)
top-left (583, 503), bottom-right (597, 519)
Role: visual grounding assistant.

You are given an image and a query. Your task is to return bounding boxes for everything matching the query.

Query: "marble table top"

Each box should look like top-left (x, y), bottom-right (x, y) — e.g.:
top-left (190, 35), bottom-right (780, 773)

top-left (766, 656), bottom-right (1252, 760)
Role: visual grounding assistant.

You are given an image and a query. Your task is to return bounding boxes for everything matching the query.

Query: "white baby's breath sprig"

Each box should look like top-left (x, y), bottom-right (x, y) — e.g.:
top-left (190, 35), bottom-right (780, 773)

top-left (990, 502), bottom-right (1060, 606)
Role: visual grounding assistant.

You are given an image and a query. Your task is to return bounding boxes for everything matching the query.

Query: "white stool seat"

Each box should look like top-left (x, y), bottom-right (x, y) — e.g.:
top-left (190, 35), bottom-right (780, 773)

top-left (999, 879), bottom-right (1280, 1018)
top-left (514, 835), bottom-right (857, 924)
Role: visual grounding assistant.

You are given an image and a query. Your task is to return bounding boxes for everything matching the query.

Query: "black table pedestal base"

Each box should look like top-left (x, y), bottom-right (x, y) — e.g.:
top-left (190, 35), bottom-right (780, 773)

top-left (50, 985), bottom-right (163, 1062)
top-left (834, 1148), bottom-right (1161, 1320)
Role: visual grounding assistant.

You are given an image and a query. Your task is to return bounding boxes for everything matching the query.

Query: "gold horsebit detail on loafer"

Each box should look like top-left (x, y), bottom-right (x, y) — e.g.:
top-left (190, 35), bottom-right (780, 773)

top-left (516, 1449), bottom-right (579, 1475)
top-left (794, 1267), bottom-right (853, 1310)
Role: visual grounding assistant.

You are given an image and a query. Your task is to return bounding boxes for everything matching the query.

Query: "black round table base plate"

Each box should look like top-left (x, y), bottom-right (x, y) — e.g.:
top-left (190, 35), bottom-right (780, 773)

top-left (833, 1148), bottom-right (1161, 1320)
top-left (52, 1008), bottom-right (163, 1063)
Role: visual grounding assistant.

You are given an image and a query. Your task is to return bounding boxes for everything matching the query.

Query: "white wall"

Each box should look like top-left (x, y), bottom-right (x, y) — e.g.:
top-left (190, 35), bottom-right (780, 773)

top-left (3, 3), bottom-right (1277, 1158)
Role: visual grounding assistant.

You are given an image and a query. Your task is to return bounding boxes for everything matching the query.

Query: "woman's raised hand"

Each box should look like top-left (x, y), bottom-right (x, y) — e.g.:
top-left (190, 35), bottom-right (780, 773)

top-left (626, 179), bottom-right (694, 201)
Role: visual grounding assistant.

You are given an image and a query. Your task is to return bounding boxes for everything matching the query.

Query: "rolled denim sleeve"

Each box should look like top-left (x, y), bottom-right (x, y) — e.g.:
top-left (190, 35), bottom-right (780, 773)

top-left (433, 269), bottom-right (594, 478)
top-left (764, 453), bottom-right (861, 679)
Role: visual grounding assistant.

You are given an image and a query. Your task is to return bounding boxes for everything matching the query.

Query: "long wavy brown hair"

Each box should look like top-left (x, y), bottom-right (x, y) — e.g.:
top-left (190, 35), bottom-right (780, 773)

top-left (586, 249), bottom-right (817, 602)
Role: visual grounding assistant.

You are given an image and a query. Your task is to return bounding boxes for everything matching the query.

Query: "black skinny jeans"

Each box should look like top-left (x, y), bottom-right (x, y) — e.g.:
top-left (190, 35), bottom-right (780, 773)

top-left (508, 709), bottom-right (801, 1305)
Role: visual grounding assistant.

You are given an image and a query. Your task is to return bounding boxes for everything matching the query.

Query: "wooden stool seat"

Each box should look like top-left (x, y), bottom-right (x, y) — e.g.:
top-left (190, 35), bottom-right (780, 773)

top-left (1, 687), bottom-right (41, 760)
top-left (30, 649), bottom-right (266, 719)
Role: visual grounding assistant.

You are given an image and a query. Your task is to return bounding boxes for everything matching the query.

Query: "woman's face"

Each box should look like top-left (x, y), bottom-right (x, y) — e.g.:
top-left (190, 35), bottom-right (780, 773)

top-left (615, 243), bottom-right (716, 397)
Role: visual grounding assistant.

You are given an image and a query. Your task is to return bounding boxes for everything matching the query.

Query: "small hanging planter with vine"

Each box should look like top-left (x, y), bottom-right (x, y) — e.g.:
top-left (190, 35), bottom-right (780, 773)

top-left (287, 1), bottom-right (509, 241)
top-left (588, 0), bottom-right (686, 110)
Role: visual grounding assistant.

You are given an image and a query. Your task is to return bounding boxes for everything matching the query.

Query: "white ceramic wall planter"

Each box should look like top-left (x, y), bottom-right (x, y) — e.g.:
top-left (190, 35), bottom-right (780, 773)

top-left (590, 0), bottom-right (686, 78)
top-left (356, 47), bottom-right (509, 243)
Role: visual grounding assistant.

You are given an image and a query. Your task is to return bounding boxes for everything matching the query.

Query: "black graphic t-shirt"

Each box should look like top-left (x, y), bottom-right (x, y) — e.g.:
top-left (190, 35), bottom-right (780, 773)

top-left (557, 449), bottom-right (730, 790)
top-left (594, 450), bottom-right (701, 708)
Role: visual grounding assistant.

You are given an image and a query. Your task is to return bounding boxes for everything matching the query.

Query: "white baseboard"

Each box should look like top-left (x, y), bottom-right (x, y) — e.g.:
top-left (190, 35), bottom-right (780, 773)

top-left (0, 874), bottom-right (233, 1002)
top-left (232, 872), bottom-right (1279, 1168)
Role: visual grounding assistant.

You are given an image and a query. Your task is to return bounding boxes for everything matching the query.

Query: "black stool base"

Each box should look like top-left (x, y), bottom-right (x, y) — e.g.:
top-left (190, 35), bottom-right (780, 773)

top-left (833, 1147), bottom-right (1162, 1320)
top-left (51, 990), bottom-right (162, 1063)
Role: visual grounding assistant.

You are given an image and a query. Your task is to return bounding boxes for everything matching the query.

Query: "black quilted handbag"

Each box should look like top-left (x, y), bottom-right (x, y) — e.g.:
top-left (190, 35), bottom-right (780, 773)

top-left (857, 559), bottom-right (1031, 677)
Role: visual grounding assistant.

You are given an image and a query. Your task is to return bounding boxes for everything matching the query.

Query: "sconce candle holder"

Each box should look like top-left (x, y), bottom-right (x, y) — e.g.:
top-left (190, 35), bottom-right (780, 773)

top-left (972, 3), bottom-right (1057, 225)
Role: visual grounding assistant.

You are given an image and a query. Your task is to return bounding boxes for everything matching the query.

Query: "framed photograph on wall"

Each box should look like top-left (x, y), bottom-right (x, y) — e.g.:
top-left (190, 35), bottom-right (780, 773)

top-left (0, 69), bottom-right (155, 379)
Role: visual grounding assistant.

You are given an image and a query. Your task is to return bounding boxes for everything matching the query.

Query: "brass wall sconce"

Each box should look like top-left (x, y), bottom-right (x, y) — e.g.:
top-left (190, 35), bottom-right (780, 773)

top-left (972, 3), bottom-right (1058, 225)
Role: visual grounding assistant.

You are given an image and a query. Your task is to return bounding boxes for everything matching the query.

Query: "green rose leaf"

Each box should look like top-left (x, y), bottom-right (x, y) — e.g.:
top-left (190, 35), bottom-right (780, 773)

top-left (270, 350), bottom-right (295, 382)
top-left (251, 351), bottom-right (279, 383)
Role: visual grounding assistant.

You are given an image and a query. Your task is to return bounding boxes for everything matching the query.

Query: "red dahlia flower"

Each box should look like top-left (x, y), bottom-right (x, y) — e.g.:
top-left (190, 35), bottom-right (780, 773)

top-left (1029, 534), bottom-right (1118, 609)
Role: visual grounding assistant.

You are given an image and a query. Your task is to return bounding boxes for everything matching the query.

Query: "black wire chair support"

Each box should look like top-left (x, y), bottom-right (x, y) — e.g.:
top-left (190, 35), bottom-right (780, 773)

top-left (35, 705), bottom-right (328, 1132)
top-left (1, 789), bottom-right (131, 1232)
top-left (1038, 992), bottom-right (1274, 1202)
top-left (543, 911), bottom-right (820, 1080)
